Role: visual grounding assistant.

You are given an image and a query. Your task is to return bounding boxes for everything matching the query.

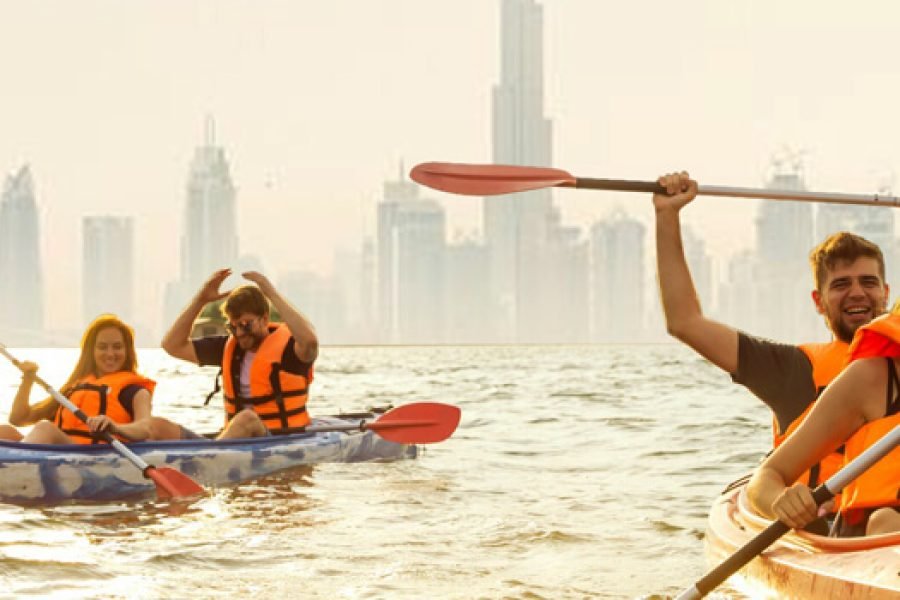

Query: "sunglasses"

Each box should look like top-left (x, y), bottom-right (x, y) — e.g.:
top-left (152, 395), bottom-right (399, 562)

top-left (225, 318), bottom-right (260, 336)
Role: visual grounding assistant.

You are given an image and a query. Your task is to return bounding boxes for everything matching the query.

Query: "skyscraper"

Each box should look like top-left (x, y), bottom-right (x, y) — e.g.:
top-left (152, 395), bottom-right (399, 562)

top-left (82, 216), bottom-right (134, 324)
top-left (0, 165), bottom-right (44, 345)
top-left (487, 0), bottom-right (559, 342)
top-left (377, 173), bottom-right (446, 344)
top-left (590, 212), bottom-right (646, 342)
top-left (753, 159), bottom-right (820, 342)
top-left (164, 119), bottom-right (239, 325)
top-left (182, 117), bottom-right (239, 287)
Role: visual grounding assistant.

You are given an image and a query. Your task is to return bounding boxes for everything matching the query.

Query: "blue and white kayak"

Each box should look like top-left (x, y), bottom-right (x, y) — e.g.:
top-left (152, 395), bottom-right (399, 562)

top-left (0, 413), bottom-right (417, 505)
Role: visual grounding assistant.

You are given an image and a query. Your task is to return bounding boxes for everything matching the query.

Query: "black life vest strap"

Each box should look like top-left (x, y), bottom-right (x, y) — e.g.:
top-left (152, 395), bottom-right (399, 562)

top-left (205, 369), bottom-right (223, 406)
top-left (887, 357), bottom-right (900, 416)
top-left (254, 405), bottom-right (308, 421)
top-left (269, 362), bottom-right (290, 430)
top-left (223, 388), bottom-right (308, 406)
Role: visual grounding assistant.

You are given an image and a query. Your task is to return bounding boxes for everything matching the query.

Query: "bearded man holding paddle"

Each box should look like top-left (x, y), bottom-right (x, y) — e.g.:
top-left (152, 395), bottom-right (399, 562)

top-left (654, 172), bottom-right (889, 498)
top-left (162, 269), bottom-right (319, 439)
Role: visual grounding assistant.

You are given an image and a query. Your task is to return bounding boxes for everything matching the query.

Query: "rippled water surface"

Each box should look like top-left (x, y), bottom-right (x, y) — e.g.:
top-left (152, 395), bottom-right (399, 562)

top-left (0, 345), bottom-right (771, 599)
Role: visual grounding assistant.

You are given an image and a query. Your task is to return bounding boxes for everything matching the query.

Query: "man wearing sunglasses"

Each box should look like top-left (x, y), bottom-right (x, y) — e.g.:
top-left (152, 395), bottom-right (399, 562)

top-left (161, 268), bottom-right (319, 439)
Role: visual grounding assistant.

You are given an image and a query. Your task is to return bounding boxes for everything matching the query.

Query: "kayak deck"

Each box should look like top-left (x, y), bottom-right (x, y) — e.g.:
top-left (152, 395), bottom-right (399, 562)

top-left (0, 413), bottom-right (417, 505)
top-left (704, 482), bottom-right (900, 598)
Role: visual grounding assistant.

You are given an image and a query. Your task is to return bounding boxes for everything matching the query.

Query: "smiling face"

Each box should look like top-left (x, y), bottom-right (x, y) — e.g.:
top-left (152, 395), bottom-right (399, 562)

top-left (812, 257), bottom-right (889, 344)
top-left (93, 326), bottom-right (128, 376)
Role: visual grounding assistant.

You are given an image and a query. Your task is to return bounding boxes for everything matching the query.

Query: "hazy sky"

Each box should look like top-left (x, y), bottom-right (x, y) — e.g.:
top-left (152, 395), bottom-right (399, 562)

top-left (2, 0), bottom-right (900, 335)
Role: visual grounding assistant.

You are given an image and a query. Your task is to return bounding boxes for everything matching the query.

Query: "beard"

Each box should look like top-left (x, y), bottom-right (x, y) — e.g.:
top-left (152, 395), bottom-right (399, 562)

top-left (237, 332), bottom-right (265, 351)
top-left (826, 304), bottom-right (885, 344)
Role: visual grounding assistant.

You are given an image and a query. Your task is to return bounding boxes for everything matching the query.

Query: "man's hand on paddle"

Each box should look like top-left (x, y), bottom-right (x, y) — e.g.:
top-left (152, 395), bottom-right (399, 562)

top-left (653, 171), bottom-right (698, 213)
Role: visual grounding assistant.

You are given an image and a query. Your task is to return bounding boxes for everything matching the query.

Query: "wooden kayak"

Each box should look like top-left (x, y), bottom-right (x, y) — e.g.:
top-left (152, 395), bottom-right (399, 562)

top-left (704, 481), bottom-right (900, 598)
top-left (0, 412), bottom-right (417, 505)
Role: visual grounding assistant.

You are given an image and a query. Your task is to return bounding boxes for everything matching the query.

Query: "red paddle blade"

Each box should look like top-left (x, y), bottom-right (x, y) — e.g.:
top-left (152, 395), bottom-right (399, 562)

top-left (146, 466), bottom-right (205, 499)
top-left (410, 162), bottom-right (576, 196)
top-left (365, 402), bottom-right (461, 444)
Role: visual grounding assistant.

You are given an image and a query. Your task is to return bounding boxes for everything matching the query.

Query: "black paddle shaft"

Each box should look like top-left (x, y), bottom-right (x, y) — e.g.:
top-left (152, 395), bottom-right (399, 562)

top-left (575, 177), bottom-right (666, 194)
top-left (691, 485), bottom-right (834, 597)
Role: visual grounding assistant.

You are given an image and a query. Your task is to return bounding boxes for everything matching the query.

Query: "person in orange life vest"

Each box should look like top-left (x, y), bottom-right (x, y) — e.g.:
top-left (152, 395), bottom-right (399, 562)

top-left (654, 172), bottom-right (889, 491)
top-left (1, 314), bottom-right (187, 444)
top-left (161, 269), bottom-right (319, 439)
top-left (747, 304), bottom-right (900, 537)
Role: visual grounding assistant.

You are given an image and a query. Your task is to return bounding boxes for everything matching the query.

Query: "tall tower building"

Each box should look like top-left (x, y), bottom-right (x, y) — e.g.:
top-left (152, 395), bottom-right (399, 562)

top-left (377, 173), bottom-right (446, 344)
top-left (752, 157), bottom-right (820, 342)
top-left (165, 119), bottom-right (239, 325)
top-left (182, 117), bottom-right (238, 287)
top-left (0, 165), bottom-right (44, 345)
top-left (83, 216), bottom-right (134, 324)
top-left (590, 213), bottom-right (646, 342)
top-left (683, 226), bottom-right (714, 311)
top-left (487, 0), bottom-right (558, 342)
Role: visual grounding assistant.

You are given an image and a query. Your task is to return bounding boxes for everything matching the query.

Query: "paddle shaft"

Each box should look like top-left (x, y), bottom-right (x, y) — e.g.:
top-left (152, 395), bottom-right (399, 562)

top-left (303, 419), bottom-right (437, 435)
top-left (574, 177), bottom-right (900, 208)
top-left (676, 424), bottom-right (900, 600)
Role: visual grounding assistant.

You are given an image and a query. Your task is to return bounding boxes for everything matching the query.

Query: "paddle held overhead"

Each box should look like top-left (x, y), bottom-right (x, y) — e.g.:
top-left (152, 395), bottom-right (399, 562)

top-left (410, 162), bottom-right (900, 208)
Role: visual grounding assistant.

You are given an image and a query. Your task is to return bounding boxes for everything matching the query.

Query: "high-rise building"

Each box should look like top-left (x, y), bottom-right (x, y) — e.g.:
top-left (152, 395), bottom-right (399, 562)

top-left (164, 118), bottom-right (240, 325)
top-left (377, 174), bottom-right (446, 344)
top-left (82, 216), bottom-right (134, 325)
top-left (590, 212), bottom-right (646, 342)
top-left (280, 270), bottom-right (343, 343)
top-left (550, 223), bottom-right (590, 343)
top-left (182, 117), bottom-right (238, 287)
top-left (445, 238), bottom-right (491, 343)
top-left (0, 165), bottom-right (44, 345)
top-left (487, 0), bottom-right (562, 342)
top-left (718, 249), bottom-right (764, 336)
top-left (683, 226), bottom-right (714, 311)
top-left (753, 160), bottom-right (821, 342)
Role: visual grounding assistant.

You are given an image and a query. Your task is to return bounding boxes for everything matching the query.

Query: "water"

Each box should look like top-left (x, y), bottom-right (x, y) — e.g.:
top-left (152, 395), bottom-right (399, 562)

top-left (0, 345), bottom-right (770, 599)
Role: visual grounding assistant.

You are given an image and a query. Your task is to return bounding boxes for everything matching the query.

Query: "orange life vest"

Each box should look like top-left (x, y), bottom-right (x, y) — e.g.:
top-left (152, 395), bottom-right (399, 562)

top-left (838, 413), bottom-right (900, 523)
top-left (221, 323), bottom-right (312, 433)
top-left (771, 341), bottom-right (848, 488)
top-left (839, 314), bottom-right (900, 523)
top-left (55, 371), bottom-right (156, 445)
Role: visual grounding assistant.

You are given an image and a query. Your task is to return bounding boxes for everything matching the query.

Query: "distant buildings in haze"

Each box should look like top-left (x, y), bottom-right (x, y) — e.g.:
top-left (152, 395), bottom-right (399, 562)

top-left (3, 0), bottom-right (900, 346)
top-left (82, 216), bottom-right (134, 326)
top-left (0, 166), bottom-right (44, 345)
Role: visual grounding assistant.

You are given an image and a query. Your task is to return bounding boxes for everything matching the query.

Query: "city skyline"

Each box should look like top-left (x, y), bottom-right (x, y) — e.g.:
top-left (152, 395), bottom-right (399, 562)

top-left (2, 1), bottom-right (900, 340)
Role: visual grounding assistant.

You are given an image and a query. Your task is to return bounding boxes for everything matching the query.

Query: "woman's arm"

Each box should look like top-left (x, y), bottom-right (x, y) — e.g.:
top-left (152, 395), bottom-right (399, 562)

top-left (86, 388), bottom-right (153, 442)
top-left (8, 361), bottom-right (57, 426)
top-left (747, 357), bottom-right (885, 526)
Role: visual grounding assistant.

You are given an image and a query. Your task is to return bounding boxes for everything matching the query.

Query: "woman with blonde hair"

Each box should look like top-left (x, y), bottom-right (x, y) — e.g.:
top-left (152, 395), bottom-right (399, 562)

top-left (2, 314), bottom-right (185, 444)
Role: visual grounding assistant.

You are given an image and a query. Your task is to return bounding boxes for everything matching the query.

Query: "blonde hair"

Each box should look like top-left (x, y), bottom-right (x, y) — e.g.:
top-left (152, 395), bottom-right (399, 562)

top-left (60, 314), bottom-right (138, 395)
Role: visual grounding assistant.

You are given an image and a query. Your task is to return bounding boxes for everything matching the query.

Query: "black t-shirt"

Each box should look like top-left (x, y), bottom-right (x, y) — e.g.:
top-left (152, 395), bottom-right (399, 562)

top-left (118, 384), bottom-right (145, 418)
top-left (731, 331), bottom-right (817, 435)
top-left (192, 335), bottom-right (313, 375)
